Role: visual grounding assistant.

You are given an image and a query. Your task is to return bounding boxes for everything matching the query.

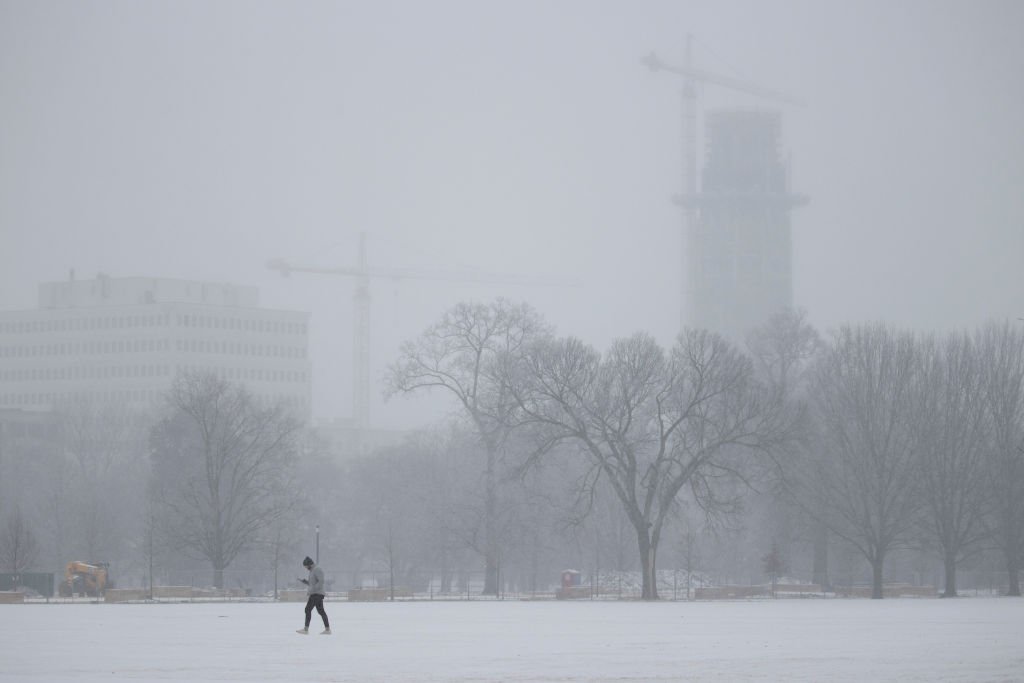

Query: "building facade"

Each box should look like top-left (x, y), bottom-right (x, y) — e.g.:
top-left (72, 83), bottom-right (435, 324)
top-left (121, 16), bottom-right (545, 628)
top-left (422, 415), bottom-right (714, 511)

top-left (0, 274), bottom-right (311, 419)
top-left (681, 109), bottom-right (806, 341)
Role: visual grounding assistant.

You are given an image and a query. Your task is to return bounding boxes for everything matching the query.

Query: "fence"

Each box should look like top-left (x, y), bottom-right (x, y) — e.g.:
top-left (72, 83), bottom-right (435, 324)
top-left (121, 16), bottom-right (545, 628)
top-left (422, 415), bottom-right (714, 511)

top-left (0, 573), bottom-right (54, 598)
top-left (117, 568), bottom-right (805, 601)
top-left (34, 566), bottom-right (1017, 603)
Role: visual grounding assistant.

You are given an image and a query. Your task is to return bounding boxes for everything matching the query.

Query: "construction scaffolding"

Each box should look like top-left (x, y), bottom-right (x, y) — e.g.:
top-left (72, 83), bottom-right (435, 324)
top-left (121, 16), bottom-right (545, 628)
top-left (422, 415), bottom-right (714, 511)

top-left (678, 109), bottom-right (807, 341)
top-left (646, 38), bottom-right (806, 341)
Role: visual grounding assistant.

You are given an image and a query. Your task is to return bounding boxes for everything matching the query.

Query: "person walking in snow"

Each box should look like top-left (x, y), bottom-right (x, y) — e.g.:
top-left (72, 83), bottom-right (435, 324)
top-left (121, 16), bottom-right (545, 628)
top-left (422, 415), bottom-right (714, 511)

top-left (297, 556), bottom-right (330, 635)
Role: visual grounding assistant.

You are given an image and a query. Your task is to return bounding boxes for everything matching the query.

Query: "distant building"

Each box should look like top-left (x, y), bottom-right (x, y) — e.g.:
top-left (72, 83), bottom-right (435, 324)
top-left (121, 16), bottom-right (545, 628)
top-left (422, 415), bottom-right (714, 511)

top-left (312, 416), bottom-right (409, 461)
top-left (0, 274), bottom-right (311, 419)
top-left (679, 109), bottom-right (807, 341)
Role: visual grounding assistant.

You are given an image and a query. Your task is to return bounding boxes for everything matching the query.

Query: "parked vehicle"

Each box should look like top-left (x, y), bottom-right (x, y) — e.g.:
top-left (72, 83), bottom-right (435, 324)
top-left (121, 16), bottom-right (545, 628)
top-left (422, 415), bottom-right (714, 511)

top-left (58, 561), bottom-right (111, 597)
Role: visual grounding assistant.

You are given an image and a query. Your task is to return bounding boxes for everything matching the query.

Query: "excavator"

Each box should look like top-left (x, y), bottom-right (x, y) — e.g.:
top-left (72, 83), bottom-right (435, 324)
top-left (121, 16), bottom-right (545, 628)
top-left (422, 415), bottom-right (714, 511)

top-left (58, 561), bottom-right (111, 597)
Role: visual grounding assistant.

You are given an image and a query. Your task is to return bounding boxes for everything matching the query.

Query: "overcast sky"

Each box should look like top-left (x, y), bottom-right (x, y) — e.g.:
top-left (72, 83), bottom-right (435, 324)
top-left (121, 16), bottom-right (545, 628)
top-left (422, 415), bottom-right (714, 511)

top-left (2, 0), bottom-right (1022, 428)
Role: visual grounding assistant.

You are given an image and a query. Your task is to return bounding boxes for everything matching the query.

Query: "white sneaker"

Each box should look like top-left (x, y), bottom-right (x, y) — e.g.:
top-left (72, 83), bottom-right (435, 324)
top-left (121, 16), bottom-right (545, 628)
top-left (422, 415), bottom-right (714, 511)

top-left (296, 628), bottom-right (309, 635)
top-left (320, 628), bottom-right (332, 635)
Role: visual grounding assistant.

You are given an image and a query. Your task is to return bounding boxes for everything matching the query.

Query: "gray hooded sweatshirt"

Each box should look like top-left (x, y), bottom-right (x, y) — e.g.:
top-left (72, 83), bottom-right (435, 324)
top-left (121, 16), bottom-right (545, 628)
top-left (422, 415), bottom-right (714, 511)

top-left (305, 564), bottom-right (325, 596)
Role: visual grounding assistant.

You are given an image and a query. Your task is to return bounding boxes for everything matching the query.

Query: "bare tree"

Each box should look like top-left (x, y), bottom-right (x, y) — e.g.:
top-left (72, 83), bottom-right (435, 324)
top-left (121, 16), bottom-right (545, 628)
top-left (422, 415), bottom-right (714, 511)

top-left (761, 541), bottom-right (786, 597)
top-left (261, 484), bottom-right (305, 601)
top-left (977, 321), bottom-right (1024, 596)
top-left (507, 329), bottom-right (786, 599)
top-left (150, 372), bottom-right (301, 589)
top-left (138, 495), bottom-right (162, 600)
top-left (413, 426), bottom-right (476, 594)
top-left (344, 447), bottom-right (426, 597)
top-left (746, 308), bottom-right (822, 400)
top-left (746, 309), bottom-right (829, 588)
top-left (0, 508), bottom-right (39, 574)
top-left (676, 511), bottom-right (703, 600)
top-left (799, 324), bottom-right (923, 599)
top-left (290, 431), bottom-right (346, 588)
top-left (498, 449), bottom-right (573, 596)
top-left (55, 397), bottom-right (149, 564)
top-left (0, 413), bottom-right (62, 574)
top-left (385, 299), bottom-right (551, 595)
top-left (914, 332), bottom-right (990, 597)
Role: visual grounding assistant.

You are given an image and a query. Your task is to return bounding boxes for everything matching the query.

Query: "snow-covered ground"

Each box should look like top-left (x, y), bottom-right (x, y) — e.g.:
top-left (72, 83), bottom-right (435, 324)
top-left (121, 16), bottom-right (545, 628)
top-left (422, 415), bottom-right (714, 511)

top-left (2, 598), bottom-right (1021, 682)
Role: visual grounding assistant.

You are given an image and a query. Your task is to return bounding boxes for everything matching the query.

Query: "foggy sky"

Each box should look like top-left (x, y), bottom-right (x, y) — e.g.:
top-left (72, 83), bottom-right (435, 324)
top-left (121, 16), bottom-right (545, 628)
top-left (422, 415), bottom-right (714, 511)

top-left (2, 0), bottom-right (1022, 429)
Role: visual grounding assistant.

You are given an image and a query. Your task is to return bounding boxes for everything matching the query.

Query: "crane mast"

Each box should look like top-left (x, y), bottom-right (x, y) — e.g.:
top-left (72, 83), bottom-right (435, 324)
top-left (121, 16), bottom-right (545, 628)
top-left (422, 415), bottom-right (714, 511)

top-left (353, 233), bottom-right (370, 429)
top-left (681, 36), bottom-right (697, 332)
top-left (269, 233), bottom-right (569, 429)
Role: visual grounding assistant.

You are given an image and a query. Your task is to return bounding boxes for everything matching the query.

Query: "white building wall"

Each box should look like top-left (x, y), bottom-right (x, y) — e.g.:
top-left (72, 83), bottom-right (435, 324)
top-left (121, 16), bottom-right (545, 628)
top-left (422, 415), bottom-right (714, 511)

top-left (0, 276), bottom-right (311, 421)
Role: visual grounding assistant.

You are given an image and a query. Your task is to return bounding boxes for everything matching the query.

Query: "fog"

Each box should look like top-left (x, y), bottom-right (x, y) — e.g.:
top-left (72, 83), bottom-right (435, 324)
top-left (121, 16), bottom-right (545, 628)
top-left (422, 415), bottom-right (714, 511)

top-left (2, 0), bottom-right (1022, 429)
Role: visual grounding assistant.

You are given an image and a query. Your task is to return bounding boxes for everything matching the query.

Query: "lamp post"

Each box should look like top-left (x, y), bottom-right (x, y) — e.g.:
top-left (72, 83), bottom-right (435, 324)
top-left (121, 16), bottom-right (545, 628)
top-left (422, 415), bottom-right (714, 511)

top-left (315, 525), bottom-right (320, 564)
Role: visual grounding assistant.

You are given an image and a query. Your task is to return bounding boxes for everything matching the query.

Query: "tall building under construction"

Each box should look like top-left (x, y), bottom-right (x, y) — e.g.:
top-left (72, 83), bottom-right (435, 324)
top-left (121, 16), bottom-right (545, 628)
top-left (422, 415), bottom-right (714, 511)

top-left (681, 109), bottom-right (806, 341)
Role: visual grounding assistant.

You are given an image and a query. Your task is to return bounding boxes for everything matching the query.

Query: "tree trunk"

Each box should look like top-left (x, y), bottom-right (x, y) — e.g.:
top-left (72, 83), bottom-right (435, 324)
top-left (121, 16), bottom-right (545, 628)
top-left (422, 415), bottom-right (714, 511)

top-left (637, 525), bottom-right (658, 600)
top-left (440, 545), bottom-right (451, 594)
top-left (812, 522), bottom-right (830, 591)
top-left (942, 553), bottom-right (957, 598)
top-left (148, 531), bottom-right (154, 601)
top-left (388, 522), bottom-right (396, 601)
top-left (213, 567), bottom-right (224, 590)
top-left (871, 557), bottom-right (884, 599)
top-left (483, 450), bottom-right (498, 595)
top-left (1006, 550), bottom-right (1021, 597)
top-left (484, 559), bottom-right (498, 595)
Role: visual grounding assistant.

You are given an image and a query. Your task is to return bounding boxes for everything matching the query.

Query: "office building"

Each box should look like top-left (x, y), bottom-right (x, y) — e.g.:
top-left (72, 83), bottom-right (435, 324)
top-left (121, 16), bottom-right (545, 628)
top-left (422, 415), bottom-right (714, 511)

top-left (0, 274), bottom-right (311, 419)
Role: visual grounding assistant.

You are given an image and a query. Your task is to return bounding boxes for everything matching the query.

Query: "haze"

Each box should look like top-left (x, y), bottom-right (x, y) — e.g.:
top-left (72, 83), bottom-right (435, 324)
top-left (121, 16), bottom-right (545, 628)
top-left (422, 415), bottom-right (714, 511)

top-left (2, 0), bottom-right (1022, 429)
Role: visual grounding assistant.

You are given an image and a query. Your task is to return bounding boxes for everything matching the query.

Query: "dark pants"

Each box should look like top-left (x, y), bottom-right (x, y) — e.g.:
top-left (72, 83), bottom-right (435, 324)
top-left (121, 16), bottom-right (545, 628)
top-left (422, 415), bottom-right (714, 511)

top-left (304, 594), bottom-right (329, 629)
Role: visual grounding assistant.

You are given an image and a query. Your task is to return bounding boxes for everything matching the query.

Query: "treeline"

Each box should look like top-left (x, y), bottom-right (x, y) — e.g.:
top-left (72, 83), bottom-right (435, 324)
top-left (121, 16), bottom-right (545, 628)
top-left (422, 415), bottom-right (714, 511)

top-left (379, 302), bottom-right (1024, 599)
top-left (782, 321), bottom-right (1024, 598)
top-left (1, 301), bottom-right (1021, 600)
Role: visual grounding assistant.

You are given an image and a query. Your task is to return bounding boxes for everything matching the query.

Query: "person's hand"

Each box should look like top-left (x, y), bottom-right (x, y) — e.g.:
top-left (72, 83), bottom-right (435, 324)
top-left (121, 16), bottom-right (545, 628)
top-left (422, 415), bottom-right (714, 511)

top-left (300, 578), bottom-right (309, 585)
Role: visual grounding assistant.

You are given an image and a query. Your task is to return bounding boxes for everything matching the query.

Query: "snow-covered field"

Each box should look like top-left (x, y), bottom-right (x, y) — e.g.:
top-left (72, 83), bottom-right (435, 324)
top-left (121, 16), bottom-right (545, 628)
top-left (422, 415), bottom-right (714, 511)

top-left (2, 598), bottom-right (1022, 682)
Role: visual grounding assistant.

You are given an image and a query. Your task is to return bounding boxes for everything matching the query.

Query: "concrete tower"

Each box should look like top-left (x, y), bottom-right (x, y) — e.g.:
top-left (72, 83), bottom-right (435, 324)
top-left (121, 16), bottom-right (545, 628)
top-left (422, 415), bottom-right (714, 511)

top-left (679, 109), bottom-right (807, 341)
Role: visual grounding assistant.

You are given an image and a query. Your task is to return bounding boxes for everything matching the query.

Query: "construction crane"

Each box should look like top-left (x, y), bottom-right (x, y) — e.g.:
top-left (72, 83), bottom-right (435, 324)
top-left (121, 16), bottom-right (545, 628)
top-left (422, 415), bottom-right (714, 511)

top-left (268, 233), bottom-right (567, 429)
top-left (643, 35), bottom-right (803, 329)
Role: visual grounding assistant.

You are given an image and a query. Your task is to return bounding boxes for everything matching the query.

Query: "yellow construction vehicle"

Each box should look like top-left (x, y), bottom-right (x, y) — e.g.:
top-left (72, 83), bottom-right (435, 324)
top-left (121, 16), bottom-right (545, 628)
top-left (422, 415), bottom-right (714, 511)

top-left (58, 561), bottom-right (110, 597)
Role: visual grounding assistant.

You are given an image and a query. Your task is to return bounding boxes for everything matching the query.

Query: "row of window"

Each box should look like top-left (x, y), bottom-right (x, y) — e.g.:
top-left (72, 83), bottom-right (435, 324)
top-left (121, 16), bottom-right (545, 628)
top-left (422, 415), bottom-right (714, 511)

top-left (2, 339), bottom-right (170, 357)
top-left (178, 314), bottom-right (307, 335)
top-left (1, 390), bottom-right (310, 410)
top-left (173, 340), bottom-right (307, 359)
top-left (0, 314), bottom-right (170, 334)
top-left (0, 339), bottom-right (308, 359)
top-left (0, 314), bottom-right (308, 336)
top-left (0, 365), bottom-right (309, 384)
